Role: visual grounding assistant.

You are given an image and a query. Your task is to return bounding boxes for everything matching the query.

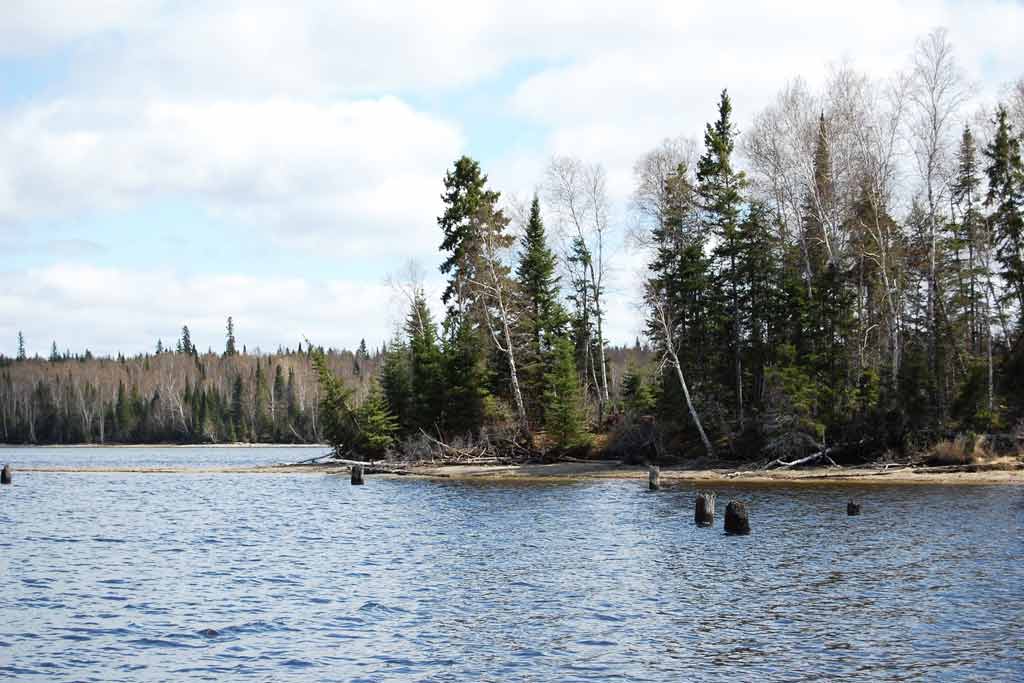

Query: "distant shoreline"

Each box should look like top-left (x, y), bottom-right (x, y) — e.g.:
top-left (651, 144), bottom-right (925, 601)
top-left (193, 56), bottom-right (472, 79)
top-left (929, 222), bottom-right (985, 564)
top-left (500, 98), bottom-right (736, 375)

top-left (0, 443), bottom-right (329, 449)
top-left (14, 460), bottom-right (1023, 485)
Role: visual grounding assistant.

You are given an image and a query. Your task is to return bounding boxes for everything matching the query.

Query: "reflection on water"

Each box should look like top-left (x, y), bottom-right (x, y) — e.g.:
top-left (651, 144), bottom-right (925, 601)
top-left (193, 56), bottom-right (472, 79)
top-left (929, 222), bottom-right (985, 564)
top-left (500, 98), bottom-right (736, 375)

top-left (0, 449), bottom-right (1022, 682)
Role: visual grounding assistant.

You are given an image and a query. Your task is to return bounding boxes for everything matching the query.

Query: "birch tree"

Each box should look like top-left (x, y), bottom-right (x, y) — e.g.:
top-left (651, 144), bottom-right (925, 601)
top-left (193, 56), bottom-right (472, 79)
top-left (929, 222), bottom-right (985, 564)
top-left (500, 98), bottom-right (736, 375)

top-left (545, 157), bottom-right (612, 413)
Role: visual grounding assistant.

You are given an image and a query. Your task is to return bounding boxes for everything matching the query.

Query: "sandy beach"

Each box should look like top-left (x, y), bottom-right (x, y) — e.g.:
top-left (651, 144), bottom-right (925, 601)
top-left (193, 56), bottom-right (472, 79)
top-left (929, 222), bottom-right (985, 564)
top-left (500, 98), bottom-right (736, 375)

top-left (14, 459), bottom-right (1023, 485)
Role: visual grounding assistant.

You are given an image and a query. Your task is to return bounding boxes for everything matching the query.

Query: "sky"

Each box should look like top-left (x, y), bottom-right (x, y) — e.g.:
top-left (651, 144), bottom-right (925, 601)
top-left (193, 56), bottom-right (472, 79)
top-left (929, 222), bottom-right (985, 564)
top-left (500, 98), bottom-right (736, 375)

top-left (2, 0), bottom-right (1022, 358)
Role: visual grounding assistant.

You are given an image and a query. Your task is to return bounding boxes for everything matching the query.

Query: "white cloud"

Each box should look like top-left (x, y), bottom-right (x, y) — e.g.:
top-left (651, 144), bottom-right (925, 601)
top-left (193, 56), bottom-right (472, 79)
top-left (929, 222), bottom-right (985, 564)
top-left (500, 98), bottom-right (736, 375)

top-left (4, 0), bottom-right (1022, 353)
top-left (0, 264), bottom-right (395, 357)
top-left (0, 96), bottom-right (462, 260)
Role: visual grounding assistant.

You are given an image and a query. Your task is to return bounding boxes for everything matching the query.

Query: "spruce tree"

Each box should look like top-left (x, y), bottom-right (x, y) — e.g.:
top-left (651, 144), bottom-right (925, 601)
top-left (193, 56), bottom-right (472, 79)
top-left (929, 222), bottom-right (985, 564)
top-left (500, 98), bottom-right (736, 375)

top-left (310, 348), bottom-right (357, 455)
top-left (405, 290), bottom-right (444, 432)
top-left (380, 335), bottom-right (413, 433)
top-left (983, 106), bottom-right (1024, 320)
top-left (515, 195), bottom-right (568, 426)
top-left (438, 156), bottom-right (501, 316)
top-left (17, 332), bottom-right (26, 361)
top-left (697, 89), bottom-right (748, 425)
top-left (951, 125), bottom-right (986, 353)
top-left (353, 381), bottom-right (399, 459)
top-left (436, 156), bottom-right (499, 437)
top-left (180, 325), bottom-right (193, 355)
top-left (224, 317), bottom-right (238, 357)
top-left (544, 336), bottom-right (588, 449)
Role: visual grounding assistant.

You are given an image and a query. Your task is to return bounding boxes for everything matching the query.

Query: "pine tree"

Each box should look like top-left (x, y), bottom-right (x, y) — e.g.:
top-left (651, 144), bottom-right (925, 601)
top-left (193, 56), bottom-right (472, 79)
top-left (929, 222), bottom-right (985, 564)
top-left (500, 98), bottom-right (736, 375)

top-left (983, 106), bottom-right (1024, 321)
top-left (353, 381), bottom-right (399, 459)
top-left (16, 332), bottom-right (26, 361)
top-left (438, 156), bottom-right (501, 316)
top-left (621, 365), bottom-right (657, 415)
top-left (442, 314), bottom-right (488, 437)
top-left (698, 89), bottom-right (748, 425)
top-left (310, 348), bottom-right (357, 455)
top-left (436, 156), bottom-right (499, 436)
top-left (544, 336), bottom-right (588, 449)
top-left (156, 339), bottom-right (163, 355)
top-left (516, 195), bottom-right (568, 426)
top-left (180, 325), bottom-right (193, 355)
top-left (951, 125), bottom-right (986, 354)
top-left (224, 317), bottom-right (238, 357)
top-left (405, 290), bottom-right (444, 432)
top-left (380, 335), bottom-right (413, 433)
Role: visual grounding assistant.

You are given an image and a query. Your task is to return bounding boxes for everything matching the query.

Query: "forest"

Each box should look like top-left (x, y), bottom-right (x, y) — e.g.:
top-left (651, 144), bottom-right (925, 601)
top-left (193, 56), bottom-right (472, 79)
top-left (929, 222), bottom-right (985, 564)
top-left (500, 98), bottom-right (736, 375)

top-left (3, 29), bottom-right (1024, 465)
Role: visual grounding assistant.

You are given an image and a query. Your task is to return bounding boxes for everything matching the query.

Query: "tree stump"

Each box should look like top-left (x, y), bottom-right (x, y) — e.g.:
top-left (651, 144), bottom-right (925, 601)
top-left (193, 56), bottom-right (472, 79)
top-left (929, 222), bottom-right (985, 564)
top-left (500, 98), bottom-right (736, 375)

top-left (351, 464), bottom-right (365, 485)
top-left (847, 499), bottom-right (861, 516)
top-left (1, 464), bottom-right (10, 485)
top-left (724, 500), bottom-right (750, 535)
top-left (648, 465), bottom-right (660, 490)
top-left (694, 491), bottom-right (716, 526)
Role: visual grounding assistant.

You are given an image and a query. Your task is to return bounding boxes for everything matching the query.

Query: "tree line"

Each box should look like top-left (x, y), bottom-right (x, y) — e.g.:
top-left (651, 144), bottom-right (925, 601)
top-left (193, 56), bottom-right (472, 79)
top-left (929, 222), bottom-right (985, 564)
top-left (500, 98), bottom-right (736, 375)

top-left (0, 322), bottom-right (381, 445)
top-left (5, 29), bottom-right (1023, 461)
top-left (339, 29), bottom-right (1024, 462)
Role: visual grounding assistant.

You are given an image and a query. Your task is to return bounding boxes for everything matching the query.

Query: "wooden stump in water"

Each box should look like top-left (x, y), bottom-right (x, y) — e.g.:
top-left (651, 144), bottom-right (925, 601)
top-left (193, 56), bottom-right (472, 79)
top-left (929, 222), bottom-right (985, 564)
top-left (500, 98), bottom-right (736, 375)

top-left (351, 464), bottom-right (365, 486)
top-left (724, 500), bottom-right (750, 535)
top-left (694, 491), bottom-right (716, 526)
top-left (1, 464), bottom-right (10, 485)
top-left (648, 465), bottom-right (660, 491)
top-left (847, 499), bottom-right (861, 516)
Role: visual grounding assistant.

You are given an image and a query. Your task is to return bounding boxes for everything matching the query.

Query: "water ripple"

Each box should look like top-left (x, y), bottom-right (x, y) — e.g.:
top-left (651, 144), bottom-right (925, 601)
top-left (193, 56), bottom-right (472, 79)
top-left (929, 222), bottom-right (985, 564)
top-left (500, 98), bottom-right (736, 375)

top-left (1, 448), bottom-right (1022, 682)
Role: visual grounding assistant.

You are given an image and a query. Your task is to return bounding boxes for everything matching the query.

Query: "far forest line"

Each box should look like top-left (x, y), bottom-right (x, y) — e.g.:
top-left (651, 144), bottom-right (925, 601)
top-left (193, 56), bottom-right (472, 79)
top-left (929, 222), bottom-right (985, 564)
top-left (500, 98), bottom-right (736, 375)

top-left (4, 29), bottom-right (1024, 465)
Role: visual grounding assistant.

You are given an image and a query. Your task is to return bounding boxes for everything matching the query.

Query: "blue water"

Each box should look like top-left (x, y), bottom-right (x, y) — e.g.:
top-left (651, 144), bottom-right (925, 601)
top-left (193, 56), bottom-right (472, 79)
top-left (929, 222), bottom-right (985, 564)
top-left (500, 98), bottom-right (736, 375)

top-left (0, 445), bottom-right (326, 469)
top-left (0, 448), bottom-right (1022, 681)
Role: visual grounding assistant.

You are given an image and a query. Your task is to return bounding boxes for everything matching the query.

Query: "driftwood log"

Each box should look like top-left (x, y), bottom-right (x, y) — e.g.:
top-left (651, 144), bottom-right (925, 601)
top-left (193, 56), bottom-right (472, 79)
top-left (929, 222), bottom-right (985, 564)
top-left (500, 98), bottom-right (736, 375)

top-left (1, 464), bottom-right (10, 485)
top-left (724, 500), bottom-right (750, 535)
top-left (695, 491), bottom-right (716, 526)
top-left (648, 465), bottom-right (660, 490)
top-left (351, 463), bottom-right (365, 485)
top-left (847, 499), bottom-right (861, 516)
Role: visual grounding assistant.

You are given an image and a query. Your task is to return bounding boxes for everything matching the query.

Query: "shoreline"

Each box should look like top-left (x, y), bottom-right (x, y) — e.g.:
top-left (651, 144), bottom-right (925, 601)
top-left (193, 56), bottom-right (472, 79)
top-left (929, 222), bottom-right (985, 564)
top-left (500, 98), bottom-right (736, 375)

top-left (0, 443), bottom-right (329, 449)
top-left (14, 460), bottom-right (1023, 485)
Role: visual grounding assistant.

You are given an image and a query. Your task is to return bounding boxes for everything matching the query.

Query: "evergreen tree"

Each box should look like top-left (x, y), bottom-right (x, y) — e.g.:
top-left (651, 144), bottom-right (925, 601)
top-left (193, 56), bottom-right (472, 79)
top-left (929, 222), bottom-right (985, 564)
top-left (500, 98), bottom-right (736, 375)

top-left (17, 332), bottom-right (26, 361)
top-left (515, 195), bottom-right (568, 426)
top-left (438, 156), bottom-right (501, 316)
top-left (983, 106), bottom-right (1024, 320)
top-left (156, 339), bottom-right (163, 355)
top-left (951, 125), bottom-right (986, 354)
top-left (180, 325), bottom-right (193, 355)
top-left (224, 317), bottom-right (238, 357)
top-left (442, 315), bottom-right (488, 437)
top-left (353, 381), bottom-right (399, 459)
top-left (405, 290), bottom-right (444, 432)
top-left (380, 335), bottom-right (413, 433)
top-left (544, 336), bottom-right (588, 449)
top-left (310, 348), bottom-right (357, 455)
top-left (436, 156), bottom-right (500, 436)
top-left (698, 89), bottom-right (748, 426)
top-left (621, 365), bottom-right (657, 415)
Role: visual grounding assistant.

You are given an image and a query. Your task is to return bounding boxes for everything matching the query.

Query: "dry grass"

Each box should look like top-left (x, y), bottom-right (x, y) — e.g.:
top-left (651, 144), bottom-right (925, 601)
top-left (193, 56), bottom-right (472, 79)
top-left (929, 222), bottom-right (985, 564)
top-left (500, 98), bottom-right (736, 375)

top-left (927, 433), bottom-right (993, 466)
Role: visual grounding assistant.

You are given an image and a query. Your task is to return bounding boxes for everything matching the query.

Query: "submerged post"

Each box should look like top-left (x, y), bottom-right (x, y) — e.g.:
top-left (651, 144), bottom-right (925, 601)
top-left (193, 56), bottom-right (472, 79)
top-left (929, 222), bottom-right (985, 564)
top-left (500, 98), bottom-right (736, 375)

top-left (1, 464), bottom-right (10, 485)
top-left (351, 463), bottom-right (365, 486)
top-left (847, 499), bottom-right (861, 516)
top-left (694, 491), bottom-right (716, 526)
top-left (648, 465), bottom-right (660, 490)
top-left (724, 500), bottom-right (750, 535)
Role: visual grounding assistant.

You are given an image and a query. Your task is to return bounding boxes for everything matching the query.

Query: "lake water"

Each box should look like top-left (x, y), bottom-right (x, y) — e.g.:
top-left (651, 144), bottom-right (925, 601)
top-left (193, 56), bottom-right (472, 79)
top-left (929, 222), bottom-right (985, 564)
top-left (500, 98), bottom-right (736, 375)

top-left (1, 447), bottom-right (1022, 682)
